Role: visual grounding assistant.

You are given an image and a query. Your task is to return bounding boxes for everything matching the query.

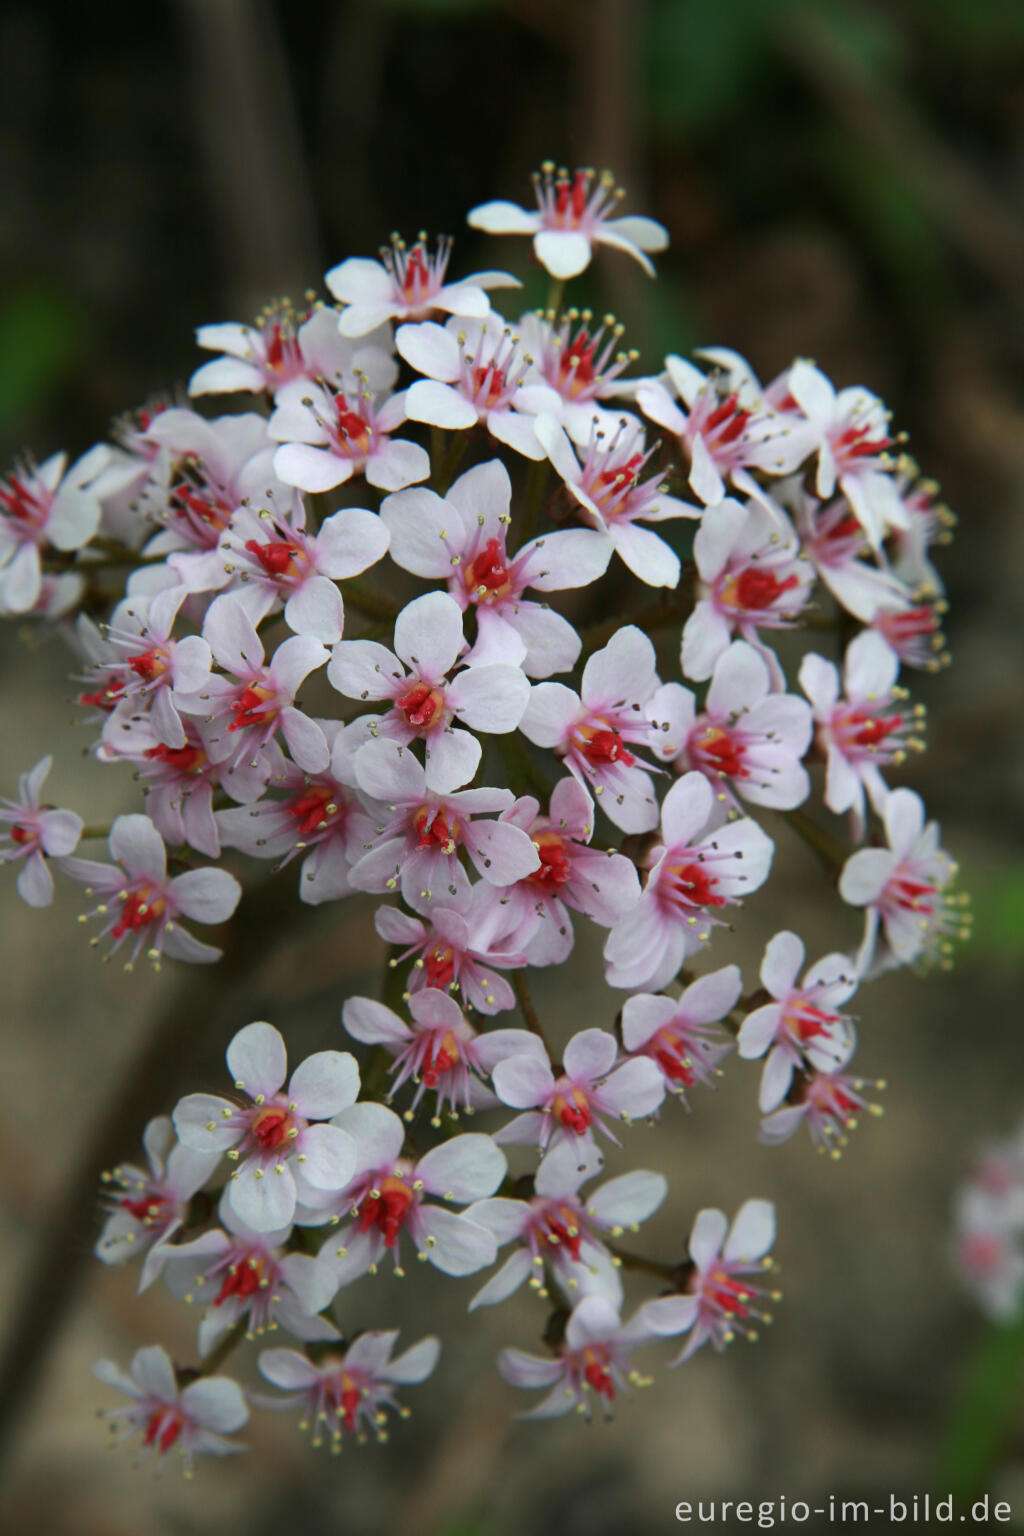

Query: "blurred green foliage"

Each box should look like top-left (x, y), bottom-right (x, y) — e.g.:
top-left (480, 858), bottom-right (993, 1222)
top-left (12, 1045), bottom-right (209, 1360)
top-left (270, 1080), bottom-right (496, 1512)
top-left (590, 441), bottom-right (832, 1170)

top-left (0, 287), bottom-right (84, 431)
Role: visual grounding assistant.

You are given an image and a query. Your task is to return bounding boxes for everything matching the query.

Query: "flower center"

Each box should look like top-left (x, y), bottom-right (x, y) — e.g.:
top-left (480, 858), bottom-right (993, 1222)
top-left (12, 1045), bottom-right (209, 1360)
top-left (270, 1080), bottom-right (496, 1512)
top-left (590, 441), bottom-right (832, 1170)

top-left (127, 648), bottom-right (170, 682)
top-left (229, 683), bottom-right (278, 732)
top-left (412, 805), bottom-right (460, 855)
top-left (143, 1407), bottom-right (184, 1454)
top-left (120, 1191), bottom-right (172, 1223)
top-left (286, 784), bottom-right (340, 838)
top-left (422, 1030), bottom-right (460, 1087)
top-left (424, 943), bottom-right (457, 990)
top-left (466, 538), bottom-right (512, 603)
top-left (358, 1175), bottom-right (414, 1246)
top-left (214, 1251), bottom-right (268, 1305)
top-left (333, 399), bottom-right (373, 457)
top-left (692, 724), bottom-right (745, 778)
top-left (251, 1104), bottom-right (295, 1151)
top-left (706, 1268), bottom-right (752, 1317)
top-left (552, 1086), bottom-right (592, 1135)
top-left (665, 860), bottom-right (724, 909)
top-left (112, 886), bottom-right (166, 938)
top-left (652, 1031), bottom-right (695, 1086)
top-left (398, 682), bottom-right (447, 732)
top-left (581, 1346), bottom-right (615, 1400)
top-left (701, 393), bottom-right (752, 447)
top-left (577, 722), bottom-right (634, 767)
top-left (528, 830), bottom-right (572, 890)
top-left (245, 538), bottom-right (305, 581)
top-left (144, 743), bottom-right (207, 773)
top-left (10, 825), bottom-right (34, 846)
top-left (723, 568), bottom-right (799, 612)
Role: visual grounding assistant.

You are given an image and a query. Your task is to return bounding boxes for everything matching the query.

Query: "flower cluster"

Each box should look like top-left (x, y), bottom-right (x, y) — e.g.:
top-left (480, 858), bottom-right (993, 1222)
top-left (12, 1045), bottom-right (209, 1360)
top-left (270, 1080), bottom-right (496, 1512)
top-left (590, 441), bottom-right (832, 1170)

top-left (0, 164), bottom-right (967, 1470)
top-left (953, 1118), bottom-right (1024, 1323)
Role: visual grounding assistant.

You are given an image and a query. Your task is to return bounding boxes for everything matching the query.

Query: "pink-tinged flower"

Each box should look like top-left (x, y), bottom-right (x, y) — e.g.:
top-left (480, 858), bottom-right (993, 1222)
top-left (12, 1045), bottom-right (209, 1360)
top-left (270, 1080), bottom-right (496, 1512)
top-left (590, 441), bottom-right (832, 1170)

top-left (0, 755), bottom-right (82, 907)
top-left (758, 1052), bottom-right (884, 1156)
top-left (328, 233), bottom-right (519, 336)
top-left (497, 1293), bottom-right (695, 1420)
top-left (469, 164), bottom-right (669, 280)
top-left (96, 717), bottom-right (224, 860)
top-left (380, 461), bottom-right (609, 679)
top-left (374, 891), bottom-right (527, 1016)
top-left (341, 988), bottom-right (543, 1122)
top-left (467, 1139), bottom-right (667, 1311)
top-left (800, 632), bottom-right (925, 838)
top-left (93, 1345), bottom-right (248, 1472)
top-left (520, 626), bottom-right (663, 834)
top-left (869, 599), bottom-right (949, 673)
top-left (492, 1027), bottom-right (665, 1160)
top-left (164, 1193), bottom-right (340, 1356)
top-left (953, 1186), bottom-right (1024, 1323)
top-left (604, 772), bottom-right (774, 992)
top-left (737, 932), bottom-right (857, 1113)
top-left (517, 309), bottom-right (639, 444)
top-left (0, 446), bottom-right (107, 613)
top-left (791, 488), bottom-right (907, 623)
top-left (636, 352), bottom-right (813, 505)
top-left (180, 594), bottom-right (329, 802)
top-left (781, 361), bottom-right (907, 548)
top-left (536, 413), bottom-right (699, 588)
top-left (657, 1201), bottom-right (778, 1364)
top-left (838, 787), bottom-right (969, 975)
top-left (647, 641), bottom-right (812, 813)
top-left (256, 1332), bottom-right (440, 1450)
top-left (95, 1116), bottom-right (220, 1292)
top-left (327, 589), bottom-right (530, 788)
top-left (890, 461), bottom-right (954, 598)
top-left (310, 1102), bottom-right (504, 1281)
top-left (216, 722), bottom-right (371, 905)
top-left (190, 301), bottom-right (396, 398)
top-left (138, 409), bottom-right (281, 556)
top-left (81, 587), bottom-right (212, 751)
top-left (62, 813), bottom-right (240, 967)
top-left (173, 1020), bottom-right (359, 1232)
top-left (269, 379), bottom-right (429, 493)
top-left (212, 497), bottom-right (388, 643)
top-left (349, 737), bottom-right (539, 904)
top-left (682, 497), bottom-right (814, 683)
top-left (479, 776), bottom-right (641, 966)
top-left (620, 966), bottom-right (741, 1097)
top-left (396, 316), bottom-right (561, 460)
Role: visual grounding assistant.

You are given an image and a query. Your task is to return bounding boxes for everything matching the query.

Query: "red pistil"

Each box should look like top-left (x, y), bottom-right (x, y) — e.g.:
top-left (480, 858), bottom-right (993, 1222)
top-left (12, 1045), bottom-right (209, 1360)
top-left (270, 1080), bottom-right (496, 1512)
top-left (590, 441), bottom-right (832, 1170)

top-left (358, 1175), bottom-right (414, 1247)
top-left (127, 649), bottom-right (169, 682)
top-left (552, 1087), bottom-right (592, 1135)
top-left (732, 568), bottom-right (798, 611)
top-left (582, 1348), bottom-right (615, 1400)
top-left (413, 805), bottom-right (459, 854)
top-left (250, 1105), bottom-right (293, 1151)
top-left (286, 784), bottom-right (339, 838)
top-left (668, 860), bottom-right (724, 909)
top-left (214, 1252), bottom-right (266, 1306)
top-left (334, 402), bottom-right (372, 455)
top-left (111, 887), bottom-right (165, 939)
top-left (402, 245), bottom-right (430, 301)
top-left (544, 1209), bottom-right (582, 1261)
top-left (143, 1408), bottom-right (184, 1454)
top-left (424, 943), bottom-right (456, 990)
top-left (398, 681), bottom-right (446, 732)
top-left (695, 724), bottom-right (744, 778)
top-left (10, 825), bottom-right (33, 846)
top-left (79, 682), bottom-right (124, 711)
top-left (707, 1269), bottom-right (752, 1317)
top-left (422, 1031), bottom-right (460, 1087)
top-left (528, 830), bottom-right (571, 891)
top-left (466, 538), bottom-right (512, 601)
top-left (229, 683), bottom-right (277, 732)
top-left (144, 742), bottom-right (206, 774)
top-left (120, 1192), bottom-right (170, 1222)
top-left (704, 394), bottom-right (751, 445)
top-left (652, 1034), bottom-right (695, 1086)
top-left (578, 725), bottom-right (634, 767)
top-left (245, 538), bottom-right (301, 579)
top-left (846, 712), bottom-right (902, 748)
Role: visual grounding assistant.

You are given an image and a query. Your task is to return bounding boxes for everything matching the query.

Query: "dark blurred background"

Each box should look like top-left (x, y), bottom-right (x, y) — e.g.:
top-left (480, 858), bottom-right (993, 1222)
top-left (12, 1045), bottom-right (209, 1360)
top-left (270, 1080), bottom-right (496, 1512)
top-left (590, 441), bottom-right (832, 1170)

top-left (1, 1), bottom-right (1022, 1533)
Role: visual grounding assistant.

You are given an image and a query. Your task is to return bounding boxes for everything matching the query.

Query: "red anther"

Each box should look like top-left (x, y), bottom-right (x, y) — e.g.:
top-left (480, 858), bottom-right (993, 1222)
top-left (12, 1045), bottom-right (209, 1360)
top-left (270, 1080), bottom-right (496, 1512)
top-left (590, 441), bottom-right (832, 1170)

top-left (580, 728), bottom-right (634, 767)
top-left (214, 1252), bottom-right (265, 1306)
top-left (733, 568), bottom-right (799, 611)
top-left (245, 538), bottom-right (300, 579)
top-left (229, 683), bottom-right (277, 732)
top-left (528, 830), bottom-right (572, 891)
top-left (398, 681), bottom-right (446, 732)
top-left (286, 784), bottom-right (338, 838)
top-left (250, 1105), bottom-right (293, 1151)
top-left (467, 538), bottom-right (511, 600)
top-left (695, 724), bottom-right (744, 778)
top-left (668, 861), bottom-right (724, 909)
top-left (144, 742), bottom-right (206, 774)
top-left (111, 887), bottom-right (165, 939)
top-left (127, 649), bottom-right (169, 681)
top-left (358, 1176), bottom-right (414, 1246)
top-left (424, 943), bottom-right (456, 990)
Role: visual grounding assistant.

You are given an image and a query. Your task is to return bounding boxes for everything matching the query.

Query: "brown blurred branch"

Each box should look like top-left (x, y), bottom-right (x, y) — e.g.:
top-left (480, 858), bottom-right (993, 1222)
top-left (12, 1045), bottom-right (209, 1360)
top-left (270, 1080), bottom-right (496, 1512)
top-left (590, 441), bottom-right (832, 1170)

top-left (777, 12), bottom-right (1024, 304)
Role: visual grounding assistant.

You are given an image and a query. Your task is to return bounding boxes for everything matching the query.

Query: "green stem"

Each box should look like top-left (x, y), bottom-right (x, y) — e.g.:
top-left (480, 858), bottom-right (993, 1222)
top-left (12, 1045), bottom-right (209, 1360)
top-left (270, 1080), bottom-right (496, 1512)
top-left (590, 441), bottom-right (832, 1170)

top-left (340, 577), bottom-right (400, 624)
top-left (778, 808), bottom-right (849, 876)
top-left (546, 277), bottom-right (565, 317)
top-left (78, 824), bottom-right (112, 842)
top-left (517, 457), bottom-right (550, 549)
top-left (607, 1243), bottom-right (692, 1286)
top-left (937, 1314), bottom-right (1024, 1502)
top-left (511, 970), bottom-right (554, 1058)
